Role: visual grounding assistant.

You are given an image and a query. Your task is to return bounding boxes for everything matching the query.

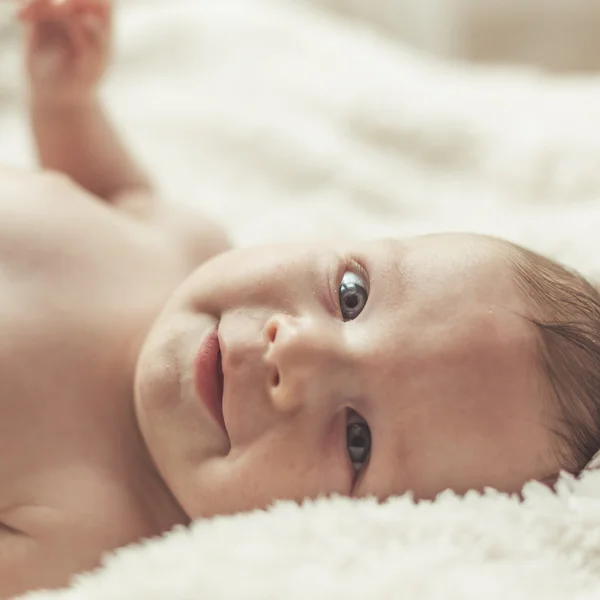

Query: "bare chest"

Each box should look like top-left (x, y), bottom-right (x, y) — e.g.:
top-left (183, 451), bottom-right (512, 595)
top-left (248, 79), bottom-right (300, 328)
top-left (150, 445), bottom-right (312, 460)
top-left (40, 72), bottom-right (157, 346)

top-left (0, 173), bottom-right (189, 543)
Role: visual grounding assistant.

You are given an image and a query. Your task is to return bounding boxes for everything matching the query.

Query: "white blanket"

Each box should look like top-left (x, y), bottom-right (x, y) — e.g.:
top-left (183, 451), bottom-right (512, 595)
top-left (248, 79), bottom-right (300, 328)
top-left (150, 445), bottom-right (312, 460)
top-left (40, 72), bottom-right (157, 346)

top-left (2, 0), bottom-right (600, 597)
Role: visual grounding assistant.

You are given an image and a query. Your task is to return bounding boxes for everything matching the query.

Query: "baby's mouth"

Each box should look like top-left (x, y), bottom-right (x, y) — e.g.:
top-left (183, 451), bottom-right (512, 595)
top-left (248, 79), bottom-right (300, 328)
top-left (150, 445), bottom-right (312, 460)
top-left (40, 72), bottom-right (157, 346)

top-left (212, 347), bottom-right (226, 432)
top-left (194, 327), bottom-right (227, 434)
top-left (216, 349), bottom-right (224, 404)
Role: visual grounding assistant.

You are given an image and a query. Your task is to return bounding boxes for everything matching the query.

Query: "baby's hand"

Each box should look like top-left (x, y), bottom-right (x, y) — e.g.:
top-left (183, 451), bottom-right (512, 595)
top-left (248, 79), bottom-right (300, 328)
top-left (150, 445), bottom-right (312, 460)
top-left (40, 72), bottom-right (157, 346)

top-left (18, 0), bottom-right (112, 108)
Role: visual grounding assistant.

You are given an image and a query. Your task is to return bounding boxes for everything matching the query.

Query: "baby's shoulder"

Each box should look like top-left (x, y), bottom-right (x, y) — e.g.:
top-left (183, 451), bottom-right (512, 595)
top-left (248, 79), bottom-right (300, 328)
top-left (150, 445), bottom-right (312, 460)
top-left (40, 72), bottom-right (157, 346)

top-left (0, 167), bottom-right (119, 254)
top-left (117, 189), bottom-right (232, 271)
top-left (0, 166), bottom-right (231, 278)
top-left (0, 166), bottom-right (187, 340)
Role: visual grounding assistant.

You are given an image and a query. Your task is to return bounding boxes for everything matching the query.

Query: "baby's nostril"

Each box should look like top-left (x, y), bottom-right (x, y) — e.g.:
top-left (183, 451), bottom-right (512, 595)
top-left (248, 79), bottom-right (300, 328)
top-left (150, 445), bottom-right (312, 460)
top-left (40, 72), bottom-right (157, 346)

top-left (273, 371), bottom-right (280, 388)
top-left (266, 320), bottom-right (278, 344)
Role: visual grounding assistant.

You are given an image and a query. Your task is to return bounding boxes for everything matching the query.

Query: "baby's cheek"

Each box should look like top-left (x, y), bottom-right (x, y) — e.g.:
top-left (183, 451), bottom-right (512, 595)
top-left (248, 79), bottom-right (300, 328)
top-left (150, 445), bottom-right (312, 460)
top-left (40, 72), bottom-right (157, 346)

top-left (191, 432), bottom-right (341, 517)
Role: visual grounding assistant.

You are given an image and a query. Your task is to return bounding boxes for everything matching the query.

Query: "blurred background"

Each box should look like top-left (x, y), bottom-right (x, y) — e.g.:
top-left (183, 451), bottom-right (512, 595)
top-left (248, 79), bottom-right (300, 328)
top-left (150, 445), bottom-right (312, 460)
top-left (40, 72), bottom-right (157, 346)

top-left (1, 0), bottom-right (600, 276)
top-left (2, 0), bottom-right (600, 72)
top-left (305, 0), bottom-right (600, 72)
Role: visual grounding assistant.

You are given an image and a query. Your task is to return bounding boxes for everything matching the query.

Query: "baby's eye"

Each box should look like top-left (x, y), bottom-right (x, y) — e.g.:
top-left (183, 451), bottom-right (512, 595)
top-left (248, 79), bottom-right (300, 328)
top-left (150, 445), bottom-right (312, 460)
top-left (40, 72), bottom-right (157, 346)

top-left (338, 269), bottom-right (368, 321)
top-left (347, 409), bottom-right (371, 481)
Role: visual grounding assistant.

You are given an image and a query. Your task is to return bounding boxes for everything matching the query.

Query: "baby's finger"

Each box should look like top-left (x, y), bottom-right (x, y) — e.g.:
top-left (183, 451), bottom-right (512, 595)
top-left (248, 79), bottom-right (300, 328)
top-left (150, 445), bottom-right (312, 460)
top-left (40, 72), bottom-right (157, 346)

top-left (44, 10), bottom-right (91, 55)
top-left (79, 12), bottom-right (103, 38)
top-left (54, 0), bottom-right (111, 17)
top-left (27, 18), bottom-right (68, 55)
top-left (70, 4), bottom-right (110, 49)
top-left (20, 0), bottom-right (110, 25)
top-left (18, 0), bottom-right (61, 23)
top-left (72, 4), bottom-right (111, 51)
top-left (19, 0), bottom-right (79, 22)
top-left (18, 0), bottom-right (45, 21)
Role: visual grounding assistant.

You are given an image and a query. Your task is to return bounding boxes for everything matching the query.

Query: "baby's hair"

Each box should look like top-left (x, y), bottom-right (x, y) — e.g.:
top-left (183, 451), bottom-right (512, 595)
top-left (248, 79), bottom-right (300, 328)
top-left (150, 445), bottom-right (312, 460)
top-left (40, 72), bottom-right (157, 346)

top-left (507, 242), bottom-right (600, 476)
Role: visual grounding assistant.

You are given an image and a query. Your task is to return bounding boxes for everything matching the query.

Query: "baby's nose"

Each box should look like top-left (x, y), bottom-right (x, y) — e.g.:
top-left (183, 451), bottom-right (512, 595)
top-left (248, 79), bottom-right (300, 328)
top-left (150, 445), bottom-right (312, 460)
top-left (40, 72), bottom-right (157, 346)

top-left (263, 314), bottom-right (343, 414)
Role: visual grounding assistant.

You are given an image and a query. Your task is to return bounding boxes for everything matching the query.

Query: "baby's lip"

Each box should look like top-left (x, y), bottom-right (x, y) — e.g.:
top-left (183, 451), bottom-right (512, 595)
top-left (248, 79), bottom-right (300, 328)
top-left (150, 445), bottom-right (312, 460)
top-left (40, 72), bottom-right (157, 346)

top-left (194, 326), bottom-right (226, 434)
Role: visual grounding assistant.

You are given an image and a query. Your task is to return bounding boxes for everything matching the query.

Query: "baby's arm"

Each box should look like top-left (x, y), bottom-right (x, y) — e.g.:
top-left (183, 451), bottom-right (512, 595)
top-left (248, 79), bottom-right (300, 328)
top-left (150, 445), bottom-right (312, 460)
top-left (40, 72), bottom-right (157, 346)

top-left (18, 0), bottom-right (231, 259)
top-left (20, 0), bottom-right (150, 202)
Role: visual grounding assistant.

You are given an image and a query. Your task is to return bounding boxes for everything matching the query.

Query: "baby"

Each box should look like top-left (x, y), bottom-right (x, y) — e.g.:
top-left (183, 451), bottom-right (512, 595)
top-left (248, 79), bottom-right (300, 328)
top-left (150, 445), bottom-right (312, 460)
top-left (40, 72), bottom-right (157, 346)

top-left (2, 0), bottom-right (600, 597)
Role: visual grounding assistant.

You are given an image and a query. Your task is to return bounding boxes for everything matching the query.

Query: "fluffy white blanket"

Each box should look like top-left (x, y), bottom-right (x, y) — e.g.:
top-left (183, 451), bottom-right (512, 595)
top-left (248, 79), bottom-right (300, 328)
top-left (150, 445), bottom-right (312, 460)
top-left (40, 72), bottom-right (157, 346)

top-left (2, 0), bottom-right (600, 597)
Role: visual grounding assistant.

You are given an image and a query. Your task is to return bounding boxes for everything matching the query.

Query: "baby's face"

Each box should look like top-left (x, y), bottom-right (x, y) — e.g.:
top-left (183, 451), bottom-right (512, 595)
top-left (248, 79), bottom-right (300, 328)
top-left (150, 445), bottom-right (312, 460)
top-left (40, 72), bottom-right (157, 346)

top-left (134, 233), bottom-right (559, 519)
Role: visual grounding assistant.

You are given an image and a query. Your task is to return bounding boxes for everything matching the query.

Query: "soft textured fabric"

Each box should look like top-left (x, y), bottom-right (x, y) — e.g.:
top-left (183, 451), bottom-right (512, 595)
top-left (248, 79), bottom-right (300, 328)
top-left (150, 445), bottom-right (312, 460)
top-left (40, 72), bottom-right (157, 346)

top-left (1, 1), bottom-right (600, 597)
top-left (16, 475), bottom-right (600, 600)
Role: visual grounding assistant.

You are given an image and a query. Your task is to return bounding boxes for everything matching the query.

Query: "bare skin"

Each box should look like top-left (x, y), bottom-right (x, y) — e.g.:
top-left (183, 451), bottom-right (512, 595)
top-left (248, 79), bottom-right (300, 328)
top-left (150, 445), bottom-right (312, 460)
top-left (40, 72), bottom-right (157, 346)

top-left (0, 1), bottom-right (560, 597)
top-left (135, 236), bottom-right (558, 521)
top-left (0, 1), bottom-right (228, 596)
